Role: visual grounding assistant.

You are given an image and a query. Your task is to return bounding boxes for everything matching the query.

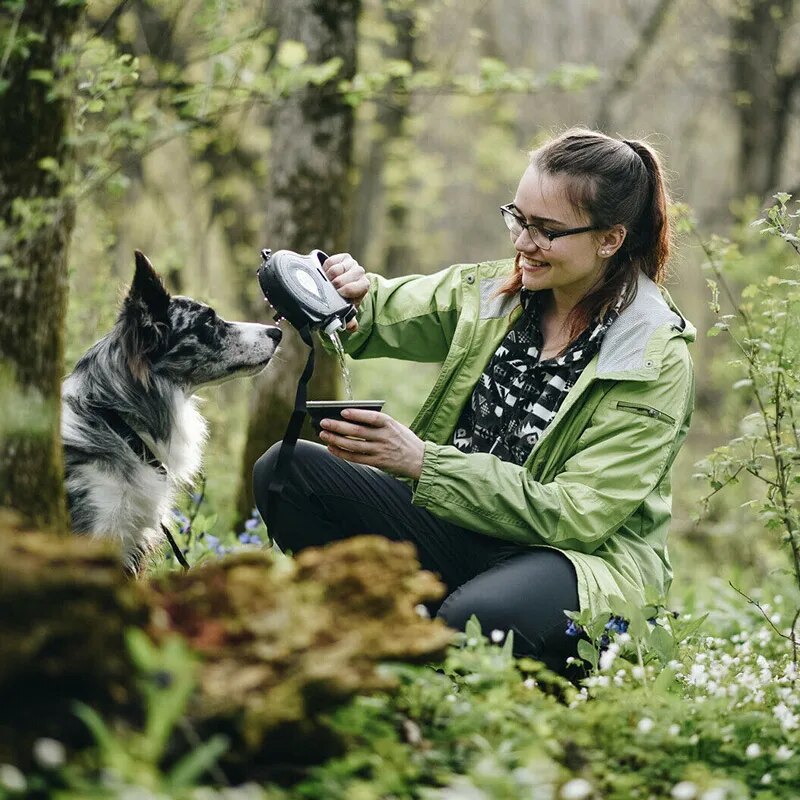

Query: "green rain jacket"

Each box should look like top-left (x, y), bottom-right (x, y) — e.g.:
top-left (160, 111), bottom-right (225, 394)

top-left (332, 258), bottom-right (696, 616)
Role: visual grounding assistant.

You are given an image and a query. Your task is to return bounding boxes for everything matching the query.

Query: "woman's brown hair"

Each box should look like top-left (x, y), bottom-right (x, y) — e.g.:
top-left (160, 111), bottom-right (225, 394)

top-left (498, 127), bottom-right (671, 342)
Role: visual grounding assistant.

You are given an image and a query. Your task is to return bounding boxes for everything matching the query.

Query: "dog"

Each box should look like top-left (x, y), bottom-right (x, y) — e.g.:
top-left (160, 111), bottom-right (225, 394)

top-left (61, 250), bottom-right (281, 572)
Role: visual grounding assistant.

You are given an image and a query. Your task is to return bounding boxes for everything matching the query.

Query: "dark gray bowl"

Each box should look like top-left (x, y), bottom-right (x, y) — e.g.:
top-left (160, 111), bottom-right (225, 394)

top-left (306, 400), bottom-right (385, 436)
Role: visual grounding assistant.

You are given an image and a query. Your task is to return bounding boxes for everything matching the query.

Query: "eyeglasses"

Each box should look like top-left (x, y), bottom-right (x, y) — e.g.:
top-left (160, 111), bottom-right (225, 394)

top-left (499, 203), bottom-right (599, 251)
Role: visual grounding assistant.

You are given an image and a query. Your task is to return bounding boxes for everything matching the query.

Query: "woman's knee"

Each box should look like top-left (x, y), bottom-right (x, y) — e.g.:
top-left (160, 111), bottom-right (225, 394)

top-left (253, 441), bottom-right (283, 497)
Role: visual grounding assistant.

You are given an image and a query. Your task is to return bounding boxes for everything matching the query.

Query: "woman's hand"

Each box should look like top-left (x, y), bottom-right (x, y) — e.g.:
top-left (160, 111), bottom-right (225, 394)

top-left (322, 252), bottom-right (369, 332)
top-left (318, 408), bottom-right (425, 480)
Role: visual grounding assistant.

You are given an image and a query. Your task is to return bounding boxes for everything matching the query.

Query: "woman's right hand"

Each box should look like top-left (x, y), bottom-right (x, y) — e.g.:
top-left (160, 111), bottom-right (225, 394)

top-left (323, 253), bottom-right (370, 331)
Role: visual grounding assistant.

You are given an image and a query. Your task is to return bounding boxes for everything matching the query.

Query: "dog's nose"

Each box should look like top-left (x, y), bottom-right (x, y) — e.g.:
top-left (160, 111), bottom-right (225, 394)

top-left (266, 326), bottom-right (282, 342)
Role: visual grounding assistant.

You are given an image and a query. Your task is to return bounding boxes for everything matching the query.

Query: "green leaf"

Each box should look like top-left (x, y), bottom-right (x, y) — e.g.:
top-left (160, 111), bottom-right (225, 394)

top-left (167, 735), bottom-right (229, 789)
top-left (276, 40), bottom-right (307, 68)
top-left (28, 69), bottom-right (53, 85)
top-left (577, 639), bottom-right (598, 670)
top-left (652, 666), bottom-right (677, 693)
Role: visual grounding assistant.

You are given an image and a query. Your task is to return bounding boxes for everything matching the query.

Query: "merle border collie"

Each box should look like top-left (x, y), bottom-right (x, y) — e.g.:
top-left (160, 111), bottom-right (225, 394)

top-left (61, 251), bottom-right (281, 573)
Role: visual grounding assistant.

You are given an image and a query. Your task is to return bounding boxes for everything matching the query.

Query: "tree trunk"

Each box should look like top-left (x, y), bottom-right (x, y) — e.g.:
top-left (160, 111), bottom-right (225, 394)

top-left (0, 1), bottom-right (84, 532)
top-left (235, 0), bottom-right (361, 524)
top-left (730, 0), bottom-right (799, 198)
top-left (348, 5), bottom-right (417, 276)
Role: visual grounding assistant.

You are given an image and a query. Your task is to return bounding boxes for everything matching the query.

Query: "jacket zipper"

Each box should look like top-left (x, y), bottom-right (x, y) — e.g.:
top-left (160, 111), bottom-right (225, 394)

top-left (616, 401), bottom-right (675, 425)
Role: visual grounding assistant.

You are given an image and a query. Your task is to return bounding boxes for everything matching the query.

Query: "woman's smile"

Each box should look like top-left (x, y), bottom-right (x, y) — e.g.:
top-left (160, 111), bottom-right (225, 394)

top-left (519, 255), bottom-right (551, 271)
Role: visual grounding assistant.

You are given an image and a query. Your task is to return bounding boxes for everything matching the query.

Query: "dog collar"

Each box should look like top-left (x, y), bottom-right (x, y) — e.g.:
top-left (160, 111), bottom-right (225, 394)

top-left (98, 407), bottom-right (168, 476)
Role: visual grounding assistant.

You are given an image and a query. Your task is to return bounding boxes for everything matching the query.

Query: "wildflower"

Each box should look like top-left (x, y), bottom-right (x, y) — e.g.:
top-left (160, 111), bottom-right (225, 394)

top-left (33, 738), bottom-right (66, 769)
top-left (773, 702), bottom-right (799, 731)
top-left (559, 778), bottom-right (592, 800)
top-left (668, 724), bottom-right (681, 736)
top-left (414, 604), bottom-right (430, 619)
top-left (775, 744), bottom-right (794, 761)
top-left (604, 616), bottom-right (629, 635)
top-left (745, 743), bottom-right (761, 758)
top-left (760, 773), bottom-right (772, 785)
top-left (565, 619), bottom-right (583, 637)
top-left (599, 643), bottom-right (618, 671)
top-left (523, 677), bottom-right (536, 689)
top-left (244, 517), bottom-right (260, 531)
top-left (671, 781), bottom-right (698, 800)
top-left (490, 629), bottom-right (505, 643)
top-left (699, 789), bottom-right (726, 800)
top-left (637, 717), bottom-right (654, 734)
top-left (0, 764), bottom-right (26, 792)
top-left (632, 665), bottom-right (645, 680)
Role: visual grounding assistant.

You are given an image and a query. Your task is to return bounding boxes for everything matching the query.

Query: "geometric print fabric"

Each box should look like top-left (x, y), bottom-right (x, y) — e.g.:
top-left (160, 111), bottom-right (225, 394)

top-left (453, 289), bottom-right (622, 465)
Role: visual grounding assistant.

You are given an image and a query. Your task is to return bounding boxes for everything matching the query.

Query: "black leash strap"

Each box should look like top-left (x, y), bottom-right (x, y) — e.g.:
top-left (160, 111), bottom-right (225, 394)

top-left (266, 325), bottom-right (316, 544)
top-left (161, 522), bottom-right (191, 571)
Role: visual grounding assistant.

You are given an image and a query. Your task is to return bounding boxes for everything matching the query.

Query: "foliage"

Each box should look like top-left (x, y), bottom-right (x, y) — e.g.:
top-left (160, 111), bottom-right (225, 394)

top-left (695, 195), bottom-right (800, 663)
top-left (2, 592), bottom-right (798, 799)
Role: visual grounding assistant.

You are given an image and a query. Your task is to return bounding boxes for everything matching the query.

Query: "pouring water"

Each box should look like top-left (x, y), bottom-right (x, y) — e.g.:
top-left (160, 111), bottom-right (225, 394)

top-left (328, 331), bottom-right (354, 401)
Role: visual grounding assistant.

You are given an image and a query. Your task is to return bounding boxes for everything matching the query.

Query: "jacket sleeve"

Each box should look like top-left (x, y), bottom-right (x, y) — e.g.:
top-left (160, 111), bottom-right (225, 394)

top-left (411, 343), bottom-right (694, 554)
top-left (320, 267), bottom-right (464, 362)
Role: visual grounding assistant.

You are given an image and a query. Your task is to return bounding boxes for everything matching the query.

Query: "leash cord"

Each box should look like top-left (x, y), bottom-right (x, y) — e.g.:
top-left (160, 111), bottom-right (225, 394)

top-left (265, 325), bottom-right (316, 546)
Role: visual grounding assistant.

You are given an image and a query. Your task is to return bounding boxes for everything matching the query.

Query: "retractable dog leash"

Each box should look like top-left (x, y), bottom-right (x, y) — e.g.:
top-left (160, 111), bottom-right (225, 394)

top-left (256, 248), bottom-right (357, 545)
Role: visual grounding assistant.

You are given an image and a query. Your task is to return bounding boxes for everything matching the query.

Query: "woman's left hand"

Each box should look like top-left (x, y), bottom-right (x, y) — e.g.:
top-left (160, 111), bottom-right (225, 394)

top-left (318, 408), bottom-right (425, 480)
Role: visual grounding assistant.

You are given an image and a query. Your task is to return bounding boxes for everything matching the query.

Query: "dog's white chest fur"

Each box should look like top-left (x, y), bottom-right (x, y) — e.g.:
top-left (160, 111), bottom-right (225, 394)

top-left (63, 391), bottom-right (207, 566)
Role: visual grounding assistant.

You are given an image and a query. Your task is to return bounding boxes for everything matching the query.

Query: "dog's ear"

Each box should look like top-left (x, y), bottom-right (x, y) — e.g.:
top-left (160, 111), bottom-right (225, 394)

top-left (118, 251), bottom-right (172, 385)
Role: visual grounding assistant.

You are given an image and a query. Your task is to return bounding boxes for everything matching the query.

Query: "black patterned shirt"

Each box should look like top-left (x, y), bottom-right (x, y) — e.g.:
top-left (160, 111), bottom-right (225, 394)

top-left (452, 289), bottom-right (621, 465)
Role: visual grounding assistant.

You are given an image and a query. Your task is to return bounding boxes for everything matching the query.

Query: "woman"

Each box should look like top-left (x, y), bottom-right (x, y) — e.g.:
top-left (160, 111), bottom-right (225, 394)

top-left (252, 128), bottom-right (695, 679)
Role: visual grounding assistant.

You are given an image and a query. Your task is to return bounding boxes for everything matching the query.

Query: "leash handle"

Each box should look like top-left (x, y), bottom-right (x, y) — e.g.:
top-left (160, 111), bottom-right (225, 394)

top-left (265, 325), bottom-right (316, 545)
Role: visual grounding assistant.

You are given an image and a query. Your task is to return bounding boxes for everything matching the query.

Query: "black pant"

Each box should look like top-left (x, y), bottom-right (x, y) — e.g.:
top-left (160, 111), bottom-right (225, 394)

top-left (253, 440), bottom-right (582, 678)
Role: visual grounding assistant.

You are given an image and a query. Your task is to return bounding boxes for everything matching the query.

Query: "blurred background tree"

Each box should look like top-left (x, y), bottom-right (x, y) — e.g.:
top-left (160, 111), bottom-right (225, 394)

top-left (4, 0), bottom-right (799, 588)
top-left (0, 0), bottom-right (85, 531)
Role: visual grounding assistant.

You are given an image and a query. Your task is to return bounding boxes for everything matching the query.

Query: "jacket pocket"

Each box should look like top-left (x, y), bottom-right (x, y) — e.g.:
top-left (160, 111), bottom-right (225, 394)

top-left (615, 401), bottom-right (676, 425)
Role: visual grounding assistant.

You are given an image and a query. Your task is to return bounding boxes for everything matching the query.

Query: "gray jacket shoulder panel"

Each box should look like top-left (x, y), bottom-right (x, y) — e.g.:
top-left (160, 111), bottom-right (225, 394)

top-left (597, 273), bottom-right (684, 376)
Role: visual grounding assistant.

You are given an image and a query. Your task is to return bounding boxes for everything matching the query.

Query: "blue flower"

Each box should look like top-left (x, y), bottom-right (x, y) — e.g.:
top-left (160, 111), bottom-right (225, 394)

top-left (604, 616), bottom-right (629, 635)
top-left (245, 517), bottom-right (260, 531)
top-left (565, 620), bottom-right (583, 637)
top-left (206, 534), bottom-right (220, 549)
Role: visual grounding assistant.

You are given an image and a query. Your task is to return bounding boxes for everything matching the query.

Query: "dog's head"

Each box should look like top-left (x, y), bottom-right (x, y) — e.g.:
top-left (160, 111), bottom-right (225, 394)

top-left (119, 251), bottom-right (282, 390)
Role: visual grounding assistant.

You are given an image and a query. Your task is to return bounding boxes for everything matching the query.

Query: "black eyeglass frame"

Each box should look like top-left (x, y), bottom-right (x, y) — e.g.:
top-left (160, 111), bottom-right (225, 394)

top-left (499, 203), bottom-right (601, 248)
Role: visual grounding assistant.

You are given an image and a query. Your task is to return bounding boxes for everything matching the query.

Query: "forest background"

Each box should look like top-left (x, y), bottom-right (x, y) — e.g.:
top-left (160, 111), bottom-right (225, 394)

top-left (3, 0), bottom-right (800, 796)
top-left (59, 0), bottom-right (799, 594)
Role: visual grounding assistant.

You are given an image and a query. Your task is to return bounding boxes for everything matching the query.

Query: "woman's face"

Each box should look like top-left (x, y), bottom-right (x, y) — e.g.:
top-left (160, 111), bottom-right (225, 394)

top-left (510, 164), bottom-right (610, 309)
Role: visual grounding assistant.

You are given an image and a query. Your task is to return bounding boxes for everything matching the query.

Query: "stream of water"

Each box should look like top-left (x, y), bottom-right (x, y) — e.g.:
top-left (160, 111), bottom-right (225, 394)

top-left (328, 331), bottom-right (353, 401)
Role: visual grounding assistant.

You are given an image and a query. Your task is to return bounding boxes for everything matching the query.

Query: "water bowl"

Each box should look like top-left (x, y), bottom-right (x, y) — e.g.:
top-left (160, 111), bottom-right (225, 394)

top-left (306, 400), bottom-right (385, 436)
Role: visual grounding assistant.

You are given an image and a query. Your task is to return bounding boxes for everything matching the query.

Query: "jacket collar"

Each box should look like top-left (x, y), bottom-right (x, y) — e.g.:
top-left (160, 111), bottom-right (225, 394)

top-left (595, 271), bottom-right (695, 379)
top-left (476, 263), bottom-right (695, 381)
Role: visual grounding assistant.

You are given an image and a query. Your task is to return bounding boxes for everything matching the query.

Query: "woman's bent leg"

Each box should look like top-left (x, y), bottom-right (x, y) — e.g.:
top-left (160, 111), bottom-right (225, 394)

top-left (252, 440), bottom-right (521, 593)
top-left (436, 548), bottom-right (583, 679)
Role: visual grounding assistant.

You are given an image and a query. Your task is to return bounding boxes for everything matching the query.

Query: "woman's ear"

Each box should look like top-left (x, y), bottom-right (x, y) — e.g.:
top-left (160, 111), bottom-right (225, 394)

top-left (597, 225), bottom-right (627, 258)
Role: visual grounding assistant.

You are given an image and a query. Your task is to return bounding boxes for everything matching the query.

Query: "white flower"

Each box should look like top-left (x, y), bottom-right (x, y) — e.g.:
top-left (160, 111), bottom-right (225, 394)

top-left (414, 603), bottom-right (430, 619)
top-left (490, 629), bottom-right (505, 643)
top-left (0, 764), bottom-right (26, 792)
top-left (773, 702), bottom-right (799, 731)
top-left (668, 724), bottom-right (681, 736)
top-left (559, 778), bottom-right (593, 799)
top-left (671, 781), bottom-right (698, 800)
top-left (637, 717), bottom-right (654, 734)
top-left (760, 773), bottom-right (772, 785)
top-left (699, 788), bottom-right (727, 800)
top-left (33, 738), bottom-right (66, 769)
top-left (523, 677), bottom-right (537, 689)
top-left (775, 744), bottom-right (794, 761)
top-left (599, 646), bottom-right (617, 671)
top-left (632, 665), bottom-right (645, 680)
top-left (745, 743), bottom-right (762, 758)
